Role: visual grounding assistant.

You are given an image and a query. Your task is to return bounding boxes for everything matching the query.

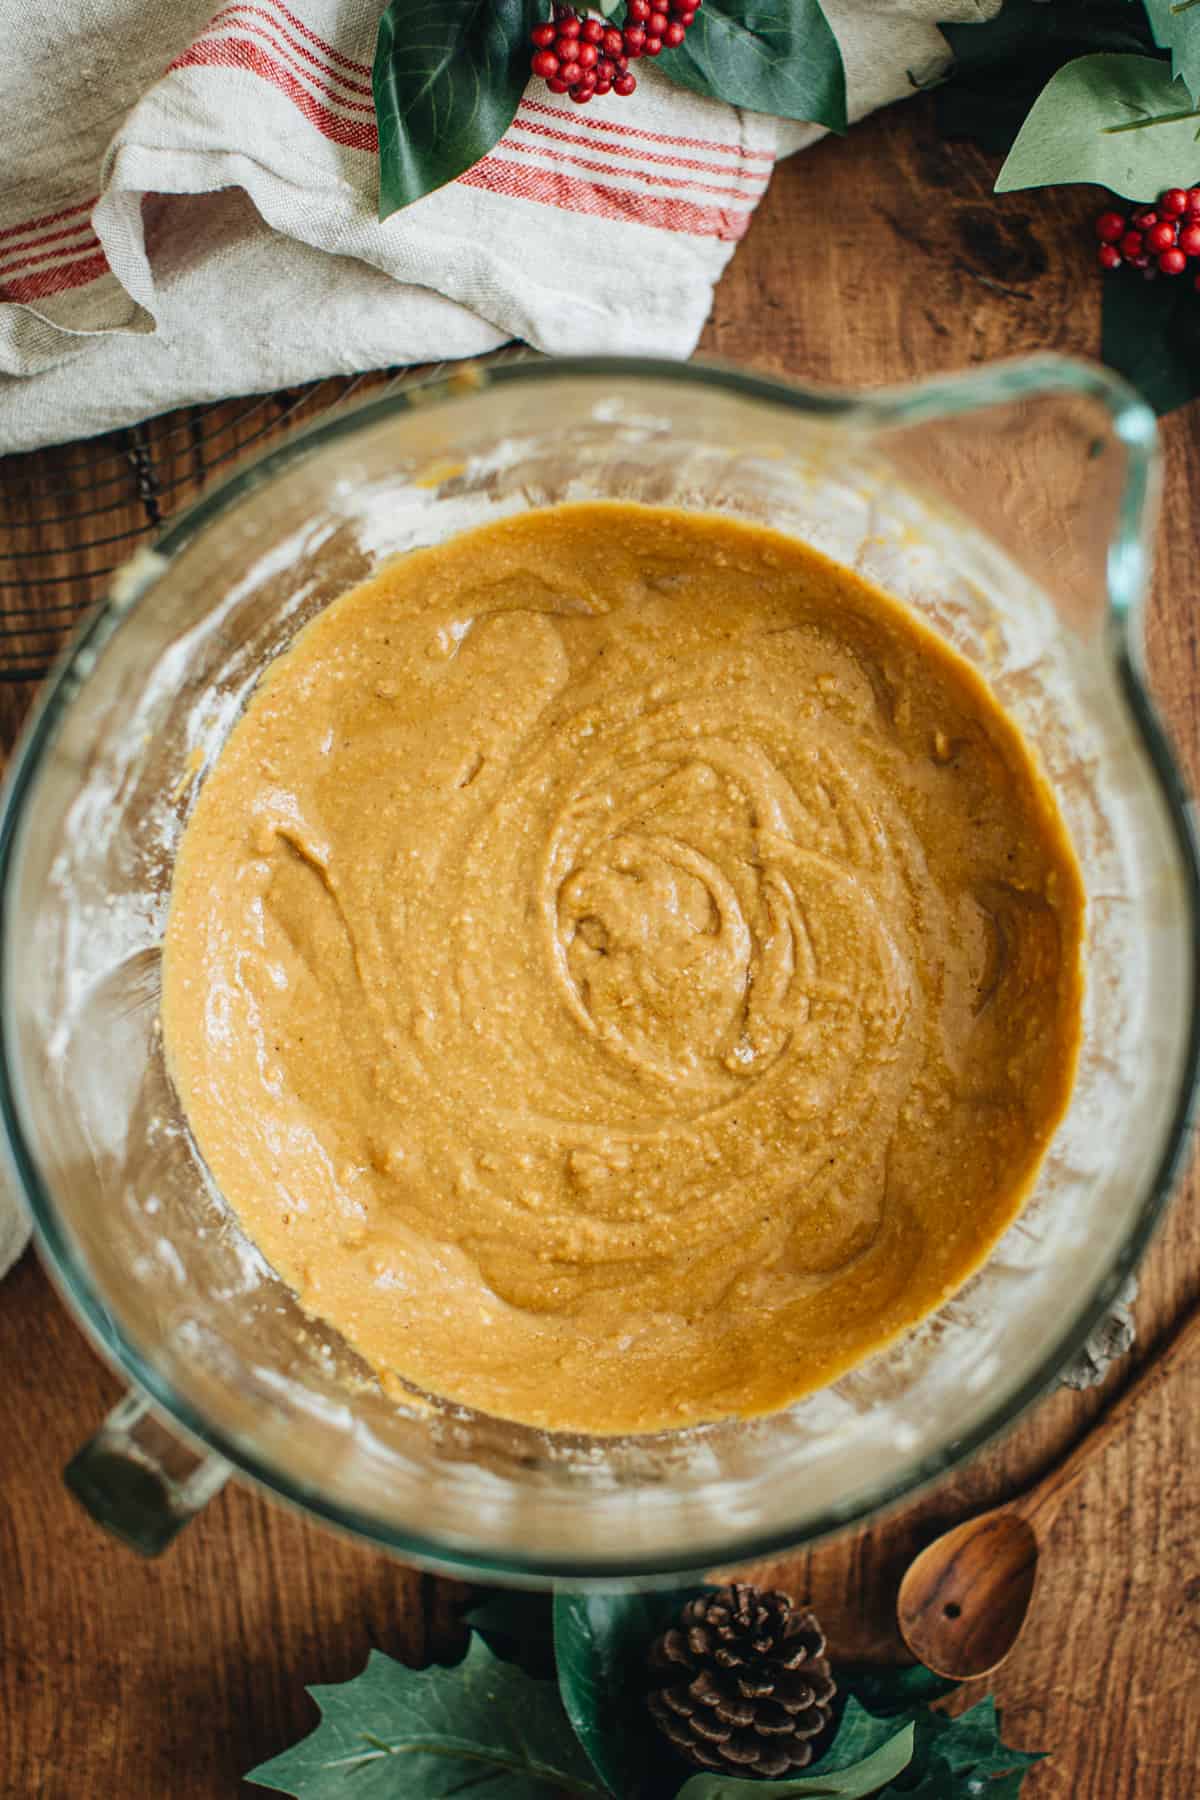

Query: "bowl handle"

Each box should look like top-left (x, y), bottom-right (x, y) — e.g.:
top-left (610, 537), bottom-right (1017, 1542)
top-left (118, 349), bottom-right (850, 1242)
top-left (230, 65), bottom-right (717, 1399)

top-left (64, 1390), bottom-right (231, 1555)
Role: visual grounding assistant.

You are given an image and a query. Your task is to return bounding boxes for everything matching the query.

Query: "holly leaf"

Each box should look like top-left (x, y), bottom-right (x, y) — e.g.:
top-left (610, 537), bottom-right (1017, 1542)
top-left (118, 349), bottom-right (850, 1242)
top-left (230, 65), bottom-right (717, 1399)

top-left (373, 0), bottom-right (539, 220)
top-left (1144, 0), bottom-right (1200, 106)
top-left (1102, 256), bottom-right (1200, 413)
top-left (244, 1637), bottom-right (605, 1797)
top-left (936, 2), bottom-right (1159, 155)
top-left (657, 0), bottom-right (846, 129)
top-left (996, 52), bottom-right (1200, 200)
top-left (899, 1756), bottom-right (1030, 1799)
top-left (827, 1677), bottom-right (1041, 1799)
top-left (553, 1588), bottom-right (702, 1798)
top-left (967, 1774), bottom-right (1032, 1800)
top-left (810, 1697), bottom-right (908, 1771)
top-left (884, 1694), bottom-right (1044, 1798)
top-left (930, 1696), bottom-right (1044, 1779)
top-left (673, 1710), bottom-right (915, 1797)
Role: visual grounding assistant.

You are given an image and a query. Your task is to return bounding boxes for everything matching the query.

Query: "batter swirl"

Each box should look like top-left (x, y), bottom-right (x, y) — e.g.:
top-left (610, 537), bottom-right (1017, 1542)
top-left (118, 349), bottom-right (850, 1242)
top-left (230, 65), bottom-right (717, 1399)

top-left (163, 504), bottom-right (1083, 1433)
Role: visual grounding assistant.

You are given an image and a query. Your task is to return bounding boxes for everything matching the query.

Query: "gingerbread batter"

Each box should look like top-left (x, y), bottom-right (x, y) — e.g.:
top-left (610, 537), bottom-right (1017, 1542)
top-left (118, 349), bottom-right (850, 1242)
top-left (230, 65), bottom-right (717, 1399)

top-left (162, 504), bottom-right (1083, 1434)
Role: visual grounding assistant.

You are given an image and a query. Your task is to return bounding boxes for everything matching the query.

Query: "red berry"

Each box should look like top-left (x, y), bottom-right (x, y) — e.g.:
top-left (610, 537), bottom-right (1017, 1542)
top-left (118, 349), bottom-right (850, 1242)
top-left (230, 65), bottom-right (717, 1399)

top-left (623, 24), bottom-right (645, 51)
top-left (557, 13), bottom-right (581, 35)
top-left (1160, 246), bottom-right (1188, 275)
top-left (531, 22), bottom-right (556, 47)
top-left (569, 83), bottom-right (593, 102)
top-left (628, 0), bottom-right (652, 17)
top-left (1180, 222), bottom-right (1200, 256)
top-left (1146, 220), bottom-right (1177, 253)
top-left (596, 55), bottom-right (614, 77)
top-left (1161, 187), bottom-right (1189, 217)
top-left (548, 75), bottom-right (570, 91)
top-left (531, 49), bottom-right (560, 76)
top-left (613, 69), bottom-right (636, 94)
top-left (675, 7), bottom-right (695, 20)
top-left (612, 52), bottom-right (628, 69)
top-left (664, 19), bottom-right (686, 44)
top-left (602, 26), bottom-right (623, 55)
top-left (1132, 208), bottom-right (1159, 231)
top-left (1098, 244), bottom-right (1122, 270)
top-left (1120, 230), bottom-right (1144, 258)
top-left (555, 33), bottom-right (576, 55)
top-left (581, 16), bottom-right (603, 40)
top-left (644, 33), bottom-right (662, 52)
top-left (577, 40), bottom-right (598, 64)
top-left (1188, 187), bottom-right (1200, 214)
top-left (1094, 210), bottom-right (1126, 243)
top-left (559, 58), bottom-right (582, 81)
top-left (648, 9), bottom-right (668, 29)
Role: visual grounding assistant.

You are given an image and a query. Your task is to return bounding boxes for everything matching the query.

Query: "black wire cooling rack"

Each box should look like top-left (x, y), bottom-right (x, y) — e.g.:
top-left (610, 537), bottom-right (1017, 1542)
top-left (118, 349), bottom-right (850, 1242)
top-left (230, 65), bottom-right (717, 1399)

top-left (0, 369), bottom-right (414, 688)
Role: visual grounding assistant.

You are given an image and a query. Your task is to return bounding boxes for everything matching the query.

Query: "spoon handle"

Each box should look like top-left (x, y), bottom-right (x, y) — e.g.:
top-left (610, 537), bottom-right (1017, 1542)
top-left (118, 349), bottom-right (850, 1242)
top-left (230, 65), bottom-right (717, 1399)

top-left (1020, 1290), bottom-right (1200, 1530)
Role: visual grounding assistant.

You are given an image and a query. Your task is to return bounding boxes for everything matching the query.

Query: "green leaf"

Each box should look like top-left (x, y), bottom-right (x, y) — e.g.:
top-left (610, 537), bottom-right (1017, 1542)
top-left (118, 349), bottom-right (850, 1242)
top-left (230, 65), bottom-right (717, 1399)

top-left (1103, 241), bottom-right (1200, 413)
top-left (936, 2), bottom-right (1159, 155)
top-left (1144, 0), bottom-right (1200, 106)
top-left (673, 1715), bottom-right (914, 1798)
top-left (553, 1588), bottom-right (701, 1798)
top-left (657, 0), bottom-right (846, 129)
top-left (930, 1696), bottom-right (1044, 1779)
top-left (245, 1637), bottom-right (605, 1798)
top-left (373, 0), bottom-right (539, 220)
top-left (831, 1674), bottom-right (1042, 1798)
top-left (996, 52), bottom-right (1200, 201)
top-left (880, 1692), bottom-right (1044, 1798)
top-left (896, 1750), bottom-right (1033, 1799)
top-left (813, 1698), bottom-right (916, 1773)
top-left (970, 1774), bottom-right (1035, 1800)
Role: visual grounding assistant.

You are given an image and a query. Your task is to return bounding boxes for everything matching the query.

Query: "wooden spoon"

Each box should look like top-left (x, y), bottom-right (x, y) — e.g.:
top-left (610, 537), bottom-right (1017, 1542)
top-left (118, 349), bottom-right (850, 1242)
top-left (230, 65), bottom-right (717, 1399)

top-left (896, 1294), bottom-right (1200, 1680)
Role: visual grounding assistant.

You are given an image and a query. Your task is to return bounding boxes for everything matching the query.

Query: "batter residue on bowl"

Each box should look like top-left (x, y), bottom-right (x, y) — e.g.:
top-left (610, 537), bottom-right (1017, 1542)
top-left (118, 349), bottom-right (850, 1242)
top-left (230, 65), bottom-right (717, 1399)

top-left (162, 503), bottom-right (1084, 1434)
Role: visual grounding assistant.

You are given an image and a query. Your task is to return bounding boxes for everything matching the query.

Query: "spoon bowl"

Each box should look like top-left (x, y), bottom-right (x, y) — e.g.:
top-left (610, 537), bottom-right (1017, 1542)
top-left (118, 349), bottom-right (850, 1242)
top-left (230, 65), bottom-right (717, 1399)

top-left (897, 1509), bottom-right (1038, 1680)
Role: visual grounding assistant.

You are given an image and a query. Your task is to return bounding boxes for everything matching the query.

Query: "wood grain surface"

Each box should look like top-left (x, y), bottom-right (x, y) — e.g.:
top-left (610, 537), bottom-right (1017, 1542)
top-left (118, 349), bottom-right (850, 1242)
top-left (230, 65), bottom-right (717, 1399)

top-left (3, 97), bottom-right (1200, 1798)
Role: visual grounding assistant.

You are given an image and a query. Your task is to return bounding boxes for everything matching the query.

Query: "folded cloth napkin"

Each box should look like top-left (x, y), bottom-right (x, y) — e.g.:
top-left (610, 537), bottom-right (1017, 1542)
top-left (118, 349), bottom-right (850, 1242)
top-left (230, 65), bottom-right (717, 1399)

top-left (0, 0), bottom-right (997, 453)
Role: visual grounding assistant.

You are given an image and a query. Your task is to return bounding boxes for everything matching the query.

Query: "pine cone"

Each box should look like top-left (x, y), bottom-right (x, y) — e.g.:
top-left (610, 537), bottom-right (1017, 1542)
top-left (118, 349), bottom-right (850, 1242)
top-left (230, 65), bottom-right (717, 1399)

top-left (646, 1585), bottom-right (836, 1780)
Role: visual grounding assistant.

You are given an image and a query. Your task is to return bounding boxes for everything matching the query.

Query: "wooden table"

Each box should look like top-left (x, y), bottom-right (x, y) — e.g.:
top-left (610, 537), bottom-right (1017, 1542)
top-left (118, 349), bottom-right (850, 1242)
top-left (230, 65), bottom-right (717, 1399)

top-left (4, 97), bottom-right (1199, 1798)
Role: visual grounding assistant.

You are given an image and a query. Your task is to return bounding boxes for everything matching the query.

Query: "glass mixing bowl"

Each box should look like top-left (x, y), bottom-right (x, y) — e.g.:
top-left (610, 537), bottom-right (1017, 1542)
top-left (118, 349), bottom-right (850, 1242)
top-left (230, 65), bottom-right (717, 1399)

top-left (2, 357), bottom-right (1197, 1580)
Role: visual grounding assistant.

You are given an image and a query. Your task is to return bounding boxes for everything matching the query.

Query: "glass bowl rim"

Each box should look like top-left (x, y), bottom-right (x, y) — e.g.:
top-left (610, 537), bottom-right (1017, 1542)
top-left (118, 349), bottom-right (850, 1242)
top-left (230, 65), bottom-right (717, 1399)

top-left (2, 352), bottom-right (1198, 1582)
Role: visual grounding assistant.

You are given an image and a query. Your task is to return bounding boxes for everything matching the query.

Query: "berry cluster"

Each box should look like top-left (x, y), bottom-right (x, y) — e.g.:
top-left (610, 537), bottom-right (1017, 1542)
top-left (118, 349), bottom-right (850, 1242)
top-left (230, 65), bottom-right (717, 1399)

top-left (529, 0), bottom-right (699, 105)
top-left (1096, 187), bottom-right (1200, 285)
